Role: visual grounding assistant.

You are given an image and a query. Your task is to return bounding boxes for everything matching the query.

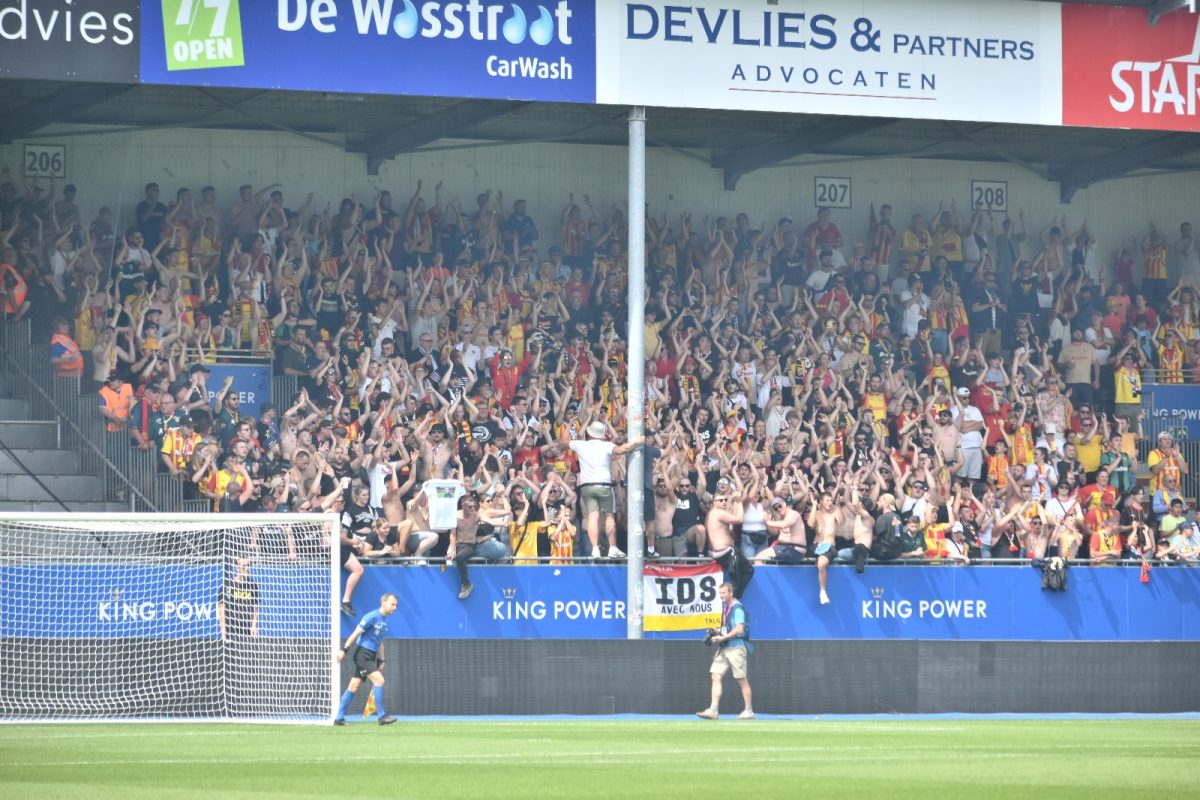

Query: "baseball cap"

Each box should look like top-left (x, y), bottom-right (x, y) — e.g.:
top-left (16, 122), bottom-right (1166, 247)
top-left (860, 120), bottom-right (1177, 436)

top-left (586, 421), bottom-right (607, 439)
top-left (189, 364), bottom-right (211, 375)
top-left (956, 387), bottom-right (970, 397)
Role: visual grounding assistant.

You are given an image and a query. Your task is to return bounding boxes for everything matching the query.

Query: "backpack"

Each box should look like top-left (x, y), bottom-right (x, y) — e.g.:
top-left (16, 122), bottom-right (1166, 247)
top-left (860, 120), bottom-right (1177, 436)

top-left (1041, 556), bottom-right (1068, 592)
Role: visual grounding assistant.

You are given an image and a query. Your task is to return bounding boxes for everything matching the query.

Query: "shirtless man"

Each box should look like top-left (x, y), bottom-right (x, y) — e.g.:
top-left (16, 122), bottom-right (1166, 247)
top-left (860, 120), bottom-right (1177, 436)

top-left (419, 420), bottom-right (453, 480)
top-left (806, 492), bottom-right (844, 605)
top-left (755, 496), bottom-right (805, 564)
top-left (842, 483), bottom-right (875, 574)
top-left (449, 494), bottom-right (508, 600)
top-left (382, 487), bottom-right (437, 563)
top-left (655, 462), bottom-right (708, 557)
top-left (649, 469), bottom-right (678, 556)
top-left (930, 407), bottom-right (962, 475)
top-left (146, 284), bottom-right (179, 335)
top-left (706, 490), bottom-right (752, 597)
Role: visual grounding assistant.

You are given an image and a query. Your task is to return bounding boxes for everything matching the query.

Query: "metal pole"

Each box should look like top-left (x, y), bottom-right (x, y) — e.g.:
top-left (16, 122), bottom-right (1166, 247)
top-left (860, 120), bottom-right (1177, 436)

top-left (626, 106), bottom-right (646, 640)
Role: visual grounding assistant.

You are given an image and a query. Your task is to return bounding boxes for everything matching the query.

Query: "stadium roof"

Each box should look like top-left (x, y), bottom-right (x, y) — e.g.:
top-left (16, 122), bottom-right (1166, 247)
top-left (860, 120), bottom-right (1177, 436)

top-left (0, 0), bottom-right (1197, 203)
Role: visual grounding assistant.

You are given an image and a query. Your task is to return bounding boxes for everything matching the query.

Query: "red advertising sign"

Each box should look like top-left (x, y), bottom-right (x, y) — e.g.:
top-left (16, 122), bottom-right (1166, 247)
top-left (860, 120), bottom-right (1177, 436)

top-left (1063, 5), bottom-right (1200, 132)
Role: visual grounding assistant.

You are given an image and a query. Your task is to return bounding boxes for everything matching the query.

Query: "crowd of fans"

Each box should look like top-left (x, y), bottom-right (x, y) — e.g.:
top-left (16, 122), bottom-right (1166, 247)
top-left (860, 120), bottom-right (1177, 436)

top-left (3, 162), bottom-right (1200, 603)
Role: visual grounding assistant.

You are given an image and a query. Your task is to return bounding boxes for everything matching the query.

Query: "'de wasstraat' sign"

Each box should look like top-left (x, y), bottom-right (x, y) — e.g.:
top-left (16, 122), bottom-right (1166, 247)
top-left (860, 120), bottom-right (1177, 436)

top-left (136, 0), bottom-right (598, 104)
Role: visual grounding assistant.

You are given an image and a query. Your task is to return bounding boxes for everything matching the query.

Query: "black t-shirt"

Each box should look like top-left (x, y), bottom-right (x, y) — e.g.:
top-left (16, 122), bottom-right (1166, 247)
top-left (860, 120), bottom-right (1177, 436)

top-left (471, 419), bottom-right (502, 445)
top-left (673, 491), bottom-right (703, 531)
top-left (872, 511), bottom-right (903, 558)
top-left (968, 285), bottom-right (1005, 332)
top-left (460, 449), bottom-right (483, 477)
top-left (774, 250), bottom-right (805, 285)
top-left (341, 501), bottom-right (376, 535)
top-left (952, 360), bottom-right (983, 389)
top-left (136, 200), bottom-right (169, 248)
top-left (319, 461), bottom-right (355, 497)
top-left (218, 578), bottom-right (260, 639)
top-left (958, 519), bottom-right (982, 559)
top-left (365, 526), bottom-right (399, 555)
top-left (567, 306), bottom-right (597, 338)
top-left (1010, 274), bottom-right (1040, 316)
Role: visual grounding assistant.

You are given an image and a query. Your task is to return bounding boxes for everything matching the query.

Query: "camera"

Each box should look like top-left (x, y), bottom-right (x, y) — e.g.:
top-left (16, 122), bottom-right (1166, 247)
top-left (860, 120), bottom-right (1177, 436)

top-left (703, 629), bottom-right (719, 646)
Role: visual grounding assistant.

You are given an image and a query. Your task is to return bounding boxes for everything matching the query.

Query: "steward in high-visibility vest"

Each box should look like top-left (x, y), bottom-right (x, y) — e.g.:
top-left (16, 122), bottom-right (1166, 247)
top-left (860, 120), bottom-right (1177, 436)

top-left (0, 257), bottom-right (29, 318)
top-left (97, 375), bottom-right (133, 433)
top-left (49, 319), bottom-right (84, 378)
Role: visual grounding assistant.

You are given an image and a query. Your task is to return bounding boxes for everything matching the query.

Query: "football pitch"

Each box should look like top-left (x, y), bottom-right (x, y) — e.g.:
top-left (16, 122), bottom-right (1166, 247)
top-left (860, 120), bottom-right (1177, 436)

top-left (1, 717), bottom-right (1196, 799)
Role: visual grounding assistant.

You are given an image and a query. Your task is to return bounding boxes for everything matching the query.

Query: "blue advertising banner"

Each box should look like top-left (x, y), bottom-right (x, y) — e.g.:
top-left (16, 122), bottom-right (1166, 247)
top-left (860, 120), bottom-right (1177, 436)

top-left (7, 562), bottom-right (1196, 642)
top-left (345, 564), bottom-right (1200, 642)
top-left (0, 564), bottom-right (329, 639)
top-left (204, 363), bottom-right (272, 418)
top-left (1145, 383), bottom-right (1200, 439)
top-left (138, 0), bottom-right (596, 104)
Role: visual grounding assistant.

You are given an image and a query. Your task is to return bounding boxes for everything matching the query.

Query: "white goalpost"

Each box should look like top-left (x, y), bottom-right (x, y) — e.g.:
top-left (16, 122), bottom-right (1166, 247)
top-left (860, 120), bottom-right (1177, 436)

top-left (0, 513), bottom-right (341, 724)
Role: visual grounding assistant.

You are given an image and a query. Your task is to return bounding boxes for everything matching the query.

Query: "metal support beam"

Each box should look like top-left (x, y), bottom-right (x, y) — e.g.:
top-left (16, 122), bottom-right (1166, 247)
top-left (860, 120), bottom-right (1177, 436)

top-left (0, 83), bottom-right (131, 144)
top-left (359, 100), bottom-right (528, 174)
top-left (1148, 0), bottom-right (1190, 25)
top-left (626, 106), bottom-right (646, 641)
top-left (1051, 132), bottom-right (1200, 203)
top-left (713, 116), bottom-right (895, 190)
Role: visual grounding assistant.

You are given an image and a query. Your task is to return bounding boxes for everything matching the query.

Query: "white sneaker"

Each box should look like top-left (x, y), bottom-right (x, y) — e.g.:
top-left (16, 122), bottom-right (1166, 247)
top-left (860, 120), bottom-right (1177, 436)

top-left (608, 546), bottom-right (626, 558)
top-left (819, 590), bottom-right (831, 606)
top-left (737, 710), bottom-right (756, 720)
top-left (695, 709), bottom-right (719, 720)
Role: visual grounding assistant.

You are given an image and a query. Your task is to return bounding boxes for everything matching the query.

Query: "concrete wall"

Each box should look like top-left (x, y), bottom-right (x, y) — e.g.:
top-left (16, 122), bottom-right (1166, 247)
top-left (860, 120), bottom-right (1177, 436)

top-left (347, 639), bottom-right (1200, 716)
top-left (2, 124), bottom-right (1198, 278)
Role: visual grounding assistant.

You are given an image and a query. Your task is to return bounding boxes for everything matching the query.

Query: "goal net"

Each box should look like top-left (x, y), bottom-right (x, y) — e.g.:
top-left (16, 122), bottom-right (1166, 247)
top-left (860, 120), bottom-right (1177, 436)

top-left (0, 513), bottom-right (339, 724)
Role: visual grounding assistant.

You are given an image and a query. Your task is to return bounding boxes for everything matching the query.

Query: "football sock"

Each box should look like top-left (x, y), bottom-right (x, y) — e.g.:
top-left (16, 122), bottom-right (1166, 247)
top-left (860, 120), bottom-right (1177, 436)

top-left (336, 689), bottom-right (355, 720)
top-left (372, 686), bottom-right (386, 718)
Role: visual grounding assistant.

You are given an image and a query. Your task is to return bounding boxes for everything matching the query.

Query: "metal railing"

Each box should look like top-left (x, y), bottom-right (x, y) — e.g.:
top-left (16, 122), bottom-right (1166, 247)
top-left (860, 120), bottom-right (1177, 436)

top-left (358, 555), bottom-right (1186, 567)
top-left (273, 375), bottom-right (301, 409)
top-left (0, 320), bottom-right (183, 512)
top-left (196, 347), bottom-right (272, 365)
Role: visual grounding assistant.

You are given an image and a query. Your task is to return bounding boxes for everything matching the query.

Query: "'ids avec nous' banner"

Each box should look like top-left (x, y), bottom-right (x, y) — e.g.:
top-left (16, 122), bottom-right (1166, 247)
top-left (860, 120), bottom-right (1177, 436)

top-left (642, 561), bottom-right (723, 632)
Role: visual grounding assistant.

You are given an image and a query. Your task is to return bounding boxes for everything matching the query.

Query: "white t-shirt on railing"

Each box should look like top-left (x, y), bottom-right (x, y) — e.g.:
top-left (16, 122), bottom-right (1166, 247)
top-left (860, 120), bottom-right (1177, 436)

top-left (422, 479), bottom-right (465, 530)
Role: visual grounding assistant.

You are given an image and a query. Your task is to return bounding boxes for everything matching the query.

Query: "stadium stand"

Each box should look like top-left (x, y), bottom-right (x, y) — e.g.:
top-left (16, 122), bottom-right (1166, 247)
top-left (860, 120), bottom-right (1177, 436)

top-left (2, 170), bottom-right (1198, 570)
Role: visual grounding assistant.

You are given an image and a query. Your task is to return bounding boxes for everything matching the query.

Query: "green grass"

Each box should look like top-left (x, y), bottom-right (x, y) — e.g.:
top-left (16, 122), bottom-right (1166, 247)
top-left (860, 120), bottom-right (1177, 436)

top-left (1, 719), bottom-right (1197, 799)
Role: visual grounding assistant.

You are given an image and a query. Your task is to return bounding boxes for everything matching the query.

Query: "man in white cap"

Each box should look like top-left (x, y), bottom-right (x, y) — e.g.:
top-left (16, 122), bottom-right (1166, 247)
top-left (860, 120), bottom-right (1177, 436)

top-left (951, 385), bottom-right (985, 486)
top-left (569, 421), bottom-right (644, 558)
